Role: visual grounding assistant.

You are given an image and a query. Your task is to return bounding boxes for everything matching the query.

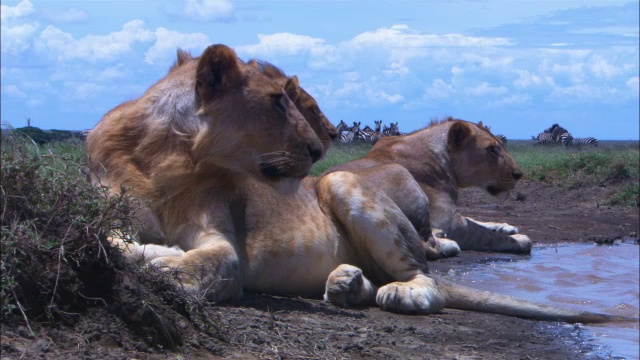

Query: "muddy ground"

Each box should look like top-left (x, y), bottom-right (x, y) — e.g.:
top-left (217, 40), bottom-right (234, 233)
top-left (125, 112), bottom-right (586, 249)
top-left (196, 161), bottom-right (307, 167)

top-left (1, 180), bottom-right (638, 360)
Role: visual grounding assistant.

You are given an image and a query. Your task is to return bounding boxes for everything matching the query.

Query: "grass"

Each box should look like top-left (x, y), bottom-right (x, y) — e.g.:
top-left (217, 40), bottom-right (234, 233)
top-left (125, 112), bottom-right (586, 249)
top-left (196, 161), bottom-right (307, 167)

top-left (311, 142), bottom-right (373, 175)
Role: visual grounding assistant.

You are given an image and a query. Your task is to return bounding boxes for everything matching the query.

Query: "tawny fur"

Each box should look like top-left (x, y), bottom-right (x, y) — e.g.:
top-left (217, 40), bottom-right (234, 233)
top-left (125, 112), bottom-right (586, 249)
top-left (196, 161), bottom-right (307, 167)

top-left (88, 46), bottom-right (629, 324)
top-left (327, 118), bottom-right (532, 256)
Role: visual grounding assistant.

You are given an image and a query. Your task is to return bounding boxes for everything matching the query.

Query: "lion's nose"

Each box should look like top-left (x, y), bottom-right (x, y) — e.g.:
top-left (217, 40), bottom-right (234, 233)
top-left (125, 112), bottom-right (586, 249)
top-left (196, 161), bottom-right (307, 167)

top-left (308, 143), bottom-right (323, 163)
top-left (327, 127), bottom-right (338, 141)
top-left (512, 169), bottom-right (523, 180)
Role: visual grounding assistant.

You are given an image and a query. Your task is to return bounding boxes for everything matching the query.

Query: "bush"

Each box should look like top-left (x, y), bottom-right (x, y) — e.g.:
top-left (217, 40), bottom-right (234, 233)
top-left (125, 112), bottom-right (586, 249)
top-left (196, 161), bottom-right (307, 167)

top-left (0, 134), bottom-right (221, 349)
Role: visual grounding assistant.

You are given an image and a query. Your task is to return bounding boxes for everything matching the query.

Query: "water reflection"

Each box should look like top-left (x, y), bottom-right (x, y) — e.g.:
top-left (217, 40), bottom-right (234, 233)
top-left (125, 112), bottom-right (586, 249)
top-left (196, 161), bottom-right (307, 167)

top-left (442, 242), bottom-right (639, 359)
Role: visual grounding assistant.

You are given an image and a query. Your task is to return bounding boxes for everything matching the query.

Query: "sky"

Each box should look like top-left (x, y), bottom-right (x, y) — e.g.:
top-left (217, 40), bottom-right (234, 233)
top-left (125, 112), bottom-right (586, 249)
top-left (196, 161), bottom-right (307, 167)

top-left (1, 0), bottom-right (639, 140)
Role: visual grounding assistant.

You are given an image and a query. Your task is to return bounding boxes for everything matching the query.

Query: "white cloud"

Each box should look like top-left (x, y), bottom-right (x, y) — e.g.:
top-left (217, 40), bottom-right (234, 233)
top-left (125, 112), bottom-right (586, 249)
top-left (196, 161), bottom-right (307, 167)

top-left (383, 62), bottom-right (410, 76)
top-left (424, 79), bottom-right (455, 100)
top-left (490, 93), bottom-right (532, 107)
top-left (2, 85), bottom-right (27, 98)
top-left (40, 7), bottom-right (89, 24)
top-left (0, 0), bottom-right (35, 22)
top-left (350, 24), bottom-right (511, 49)
top-left (144, 28), bottom-right (210, 64)
top-left (466, 82), bottom-right (508, 97)
top-left (178, 0), bottom-right (234, 22)
top-left (514, 70), bottom-right (555, 88)
top-left (1, 23), bottom-right (38, 55)
top-left (239, 33), bottom-right (329, 56)
top-left (590, 57), bottom-right (622, 78)
top-left (550, 84), bottom-right (622, 102)
top-left (34, 20), bottom-right (154, 62)
top-left (377, 91), bottom-right (403, 104)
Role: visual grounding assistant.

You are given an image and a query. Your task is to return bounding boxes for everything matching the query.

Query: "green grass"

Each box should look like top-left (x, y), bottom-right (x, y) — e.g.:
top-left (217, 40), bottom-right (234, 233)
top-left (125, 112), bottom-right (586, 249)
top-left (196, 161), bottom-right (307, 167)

top-left (311, 142), bottom-right (373, 175)
top-left (507, 141), bottom-right (639, 186)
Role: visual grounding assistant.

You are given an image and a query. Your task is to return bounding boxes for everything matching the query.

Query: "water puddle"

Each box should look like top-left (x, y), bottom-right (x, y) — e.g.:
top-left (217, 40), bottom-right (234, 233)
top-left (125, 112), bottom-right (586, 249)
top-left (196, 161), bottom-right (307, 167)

top-left (441, 242), bottom-right (639, 359)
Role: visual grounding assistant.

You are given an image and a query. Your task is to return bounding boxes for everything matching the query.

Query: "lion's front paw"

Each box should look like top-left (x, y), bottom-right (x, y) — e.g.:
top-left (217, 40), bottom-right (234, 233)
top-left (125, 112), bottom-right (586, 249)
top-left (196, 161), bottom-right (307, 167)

top-left (149, 256), bottom-right (199, 293)
top-left (324, 264), bottom-right (377, 307)
top-left (376, 275), bottom-right (445, 314)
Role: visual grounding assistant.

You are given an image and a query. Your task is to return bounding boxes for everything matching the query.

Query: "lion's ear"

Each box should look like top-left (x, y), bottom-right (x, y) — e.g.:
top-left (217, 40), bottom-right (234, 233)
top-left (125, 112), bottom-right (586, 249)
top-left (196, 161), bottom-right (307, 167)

top-left (448, 121), bottom-right (473, 151)
top-left (195, 44), bottom-right (242, 106)
top-left (284, 76), bottom-right (301, 102)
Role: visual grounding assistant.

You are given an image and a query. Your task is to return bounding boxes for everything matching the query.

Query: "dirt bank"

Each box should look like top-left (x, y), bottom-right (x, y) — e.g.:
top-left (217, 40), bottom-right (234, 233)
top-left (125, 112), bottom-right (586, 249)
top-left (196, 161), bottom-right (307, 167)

top-left (1, 180), bottom-right (638, 360)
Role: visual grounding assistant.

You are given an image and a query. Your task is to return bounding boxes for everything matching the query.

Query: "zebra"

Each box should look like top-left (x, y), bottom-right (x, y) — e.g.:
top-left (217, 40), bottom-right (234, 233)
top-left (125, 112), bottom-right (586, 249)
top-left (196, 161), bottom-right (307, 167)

top-left (495, 134), bottom-right (507, 145)
top-left (336, 120), bottom-right (351, 143)
top-left (533, 132), bottom-right (556, 145)
top-left (477, 121), bottom-right (506, 145)
top-left (385, 122), bottom-right (401, 136)
top-left (357, 125), bottom-right (376, 142)
top-left (573, 137), bottom-right (598, 147)
top-left (336, 120), bottom-right (350, 136)
top-left (340, 121), bottom-right (361, 144)
top-left (560, 133), bottom-right (598, 147)
top-left (80, 129), bottom-right (92, 140)
top-left (544, 123), bottom-right (570, 142)
top-left (371, 120), bottom-right (386, 144)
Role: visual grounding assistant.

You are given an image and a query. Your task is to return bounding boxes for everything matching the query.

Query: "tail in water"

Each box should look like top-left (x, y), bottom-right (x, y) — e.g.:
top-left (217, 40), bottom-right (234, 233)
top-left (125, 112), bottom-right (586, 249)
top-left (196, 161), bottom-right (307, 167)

top-left (438, 278), bottom-right (637, 324)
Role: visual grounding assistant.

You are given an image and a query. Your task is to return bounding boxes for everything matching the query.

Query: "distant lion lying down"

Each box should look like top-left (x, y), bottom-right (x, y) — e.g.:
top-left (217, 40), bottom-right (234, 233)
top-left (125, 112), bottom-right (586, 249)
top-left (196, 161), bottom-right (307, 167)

top-left (87, 44), bottom-right (626, 323)
top-left (327, 117), bottom-right (532, 259)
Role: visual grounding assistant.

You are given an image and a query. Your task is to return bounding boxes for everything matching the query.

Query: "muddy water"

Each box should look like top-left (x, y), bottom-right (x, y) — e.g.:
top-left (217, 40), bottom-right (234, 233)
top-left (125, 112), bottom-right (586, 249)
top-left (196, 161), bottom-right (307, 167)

top-left (442, 242), bottom-right (639, 359)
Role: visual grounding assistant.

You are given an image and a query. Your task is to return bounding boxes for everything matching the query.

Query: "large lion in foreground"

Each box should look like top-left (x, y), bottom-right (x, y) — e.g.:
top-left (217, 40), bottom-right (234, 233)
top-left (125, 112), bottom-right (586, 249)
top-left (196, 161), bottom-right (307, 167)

top-left (87, 44), bottom-right (623, 323)
top-left (327, 118), bottom-right (532, 259)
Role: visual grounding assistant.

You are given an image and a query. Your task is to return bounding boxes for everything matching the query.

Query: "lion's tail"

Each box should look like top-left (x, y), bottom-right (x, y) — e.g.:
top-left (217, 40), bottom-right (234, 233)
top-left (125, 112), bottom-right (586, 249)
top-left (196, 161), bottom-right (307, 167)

top-left (437, 278), bottom-right (636, 323)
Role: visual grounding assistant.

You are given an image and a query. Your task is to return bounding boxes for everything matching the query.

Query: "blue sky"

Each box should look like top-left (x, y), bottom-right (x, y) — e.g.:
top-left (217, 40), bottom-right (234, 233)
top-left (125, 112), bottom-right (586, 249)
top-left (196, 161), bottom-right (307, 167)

top-left (1, 0), bottom-right (638, 140)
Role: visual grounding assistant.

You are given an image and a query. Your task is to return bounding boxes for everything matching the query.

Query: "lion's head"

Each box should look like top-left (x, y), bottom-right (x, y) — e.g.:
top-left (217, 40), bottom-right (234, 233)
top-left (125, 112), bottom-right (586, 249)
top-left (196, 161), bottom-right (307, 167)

top-left (247, 60), bottom-right (337, 156)
top-left (447, 120), bottom-right (523, 196)
top-left (192, 45), bottom-right (324, 180)
top-left (88, 44), bottom-right (324, 192)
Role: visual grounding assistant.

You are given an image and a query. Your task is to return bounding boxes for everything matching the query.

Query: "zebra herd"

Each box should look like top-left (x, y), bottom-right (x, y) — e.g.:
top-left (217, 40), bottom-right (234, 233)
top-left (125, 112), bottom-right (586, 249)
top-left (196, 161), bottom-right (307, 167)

top-left (336, 120), bottom-right (403, 144)
top-left (337, 119), bottom-right (510, 146)
top-left (533, 124), bottom-right (598, 148)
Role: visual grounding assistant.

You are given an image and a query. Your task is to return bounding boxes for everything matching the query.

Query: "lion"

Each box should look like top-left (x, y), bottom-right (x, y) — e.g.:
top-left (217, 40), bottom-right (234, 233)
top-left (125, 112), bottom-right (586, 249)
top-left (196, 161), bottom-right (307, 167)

top-left (87, 45), bottom-right (624, 323)
top-left (326, 118), bottom-right (532, 258)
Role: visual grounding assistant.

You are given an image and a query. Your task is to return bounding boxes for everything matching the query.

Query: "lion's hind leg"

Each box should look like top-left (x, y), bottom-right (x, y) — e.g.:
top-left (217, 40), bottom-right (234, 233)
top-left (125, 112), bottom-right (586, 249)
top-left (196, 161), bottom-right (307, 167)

top-left (466, 217), bottom-right (519, 235)
top-left (377, 274), bottom-right (445, 314)
top-left (424, 229), bottom-right (461, 260)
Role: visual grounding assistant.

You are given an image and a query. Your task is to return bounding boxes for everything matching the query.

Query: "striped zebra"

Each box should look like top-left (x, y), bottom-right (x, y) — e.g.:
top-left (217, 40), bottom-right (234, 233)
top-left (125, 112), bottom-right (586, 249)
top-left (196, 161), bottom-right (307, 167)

top-left (80, 129), bottom-right (92, 140)
top-left (495, 134), bottom-right (507, 145)
top-left (560, 133), bottom-right (598, 147)
top-left (533, 132), bottom-right (556, 145)
top-left (544, 123), bottom-right (570, 142)
top-left (357, 125), bottom-right (376, 142)
top-left (385, 122), bottom-right (401, 136)
top-left (573, 137), bottom-right (598, 147)
top-left (477, 121), bottom-right (506, 145)
top-left (340, 121), bottom-right (361, 144)
top-left (371, 120), bottom-right (386, 144)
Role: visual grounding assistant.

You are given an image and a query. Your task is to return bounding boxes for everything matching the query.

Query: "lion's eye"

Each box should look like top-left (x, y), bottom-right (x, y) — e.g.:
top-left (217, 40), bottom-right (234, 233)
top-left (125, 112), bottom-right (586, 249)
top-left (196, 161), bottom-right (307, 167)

top-left (272, 94), bottom-right (287, 113)
top-left (488, 145), bottom-right (500, 155)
